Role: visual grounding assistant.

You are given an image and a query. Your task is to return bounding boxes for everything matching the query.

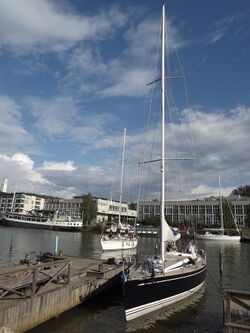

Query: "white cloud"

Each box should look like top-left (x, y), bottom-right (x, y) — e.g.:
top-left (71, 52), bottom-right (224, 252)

top-left (204, 15), bottom-right (245, 45)
top-left (0, 95), bottom-right (35, 153)
top-left (0, 1), bottom-right (127, 53)
top-left (0, 153), bottom-right (48, 191)
top-left (61, 12), bottom-right (186, 99)
top-left (0, 99), bottom-right (249, 201)
top-left (41, 161), bottom-right (77, 171)
top-left (25, 95), bottom-right (116, 150)
top-left (100, 67), bottom-right (152, 97)
top-left (191, 184), bottom-right (233, 198)
top-left (26, 96), bottom-right (77, 137)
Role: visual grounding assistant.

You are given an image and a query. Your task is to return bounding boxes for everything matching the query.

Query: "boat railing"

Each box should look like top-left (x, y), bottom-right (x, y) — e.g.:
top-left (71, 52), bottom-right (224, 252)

top-left (5, 212), bottom-right (48, 222)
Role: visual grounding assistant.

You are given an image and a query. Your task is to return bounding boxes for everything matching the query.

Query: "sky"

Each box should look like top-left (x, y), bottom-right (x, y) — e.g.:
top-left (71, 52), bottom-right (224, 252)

top-left (0, 0), bottom-right (249, 202)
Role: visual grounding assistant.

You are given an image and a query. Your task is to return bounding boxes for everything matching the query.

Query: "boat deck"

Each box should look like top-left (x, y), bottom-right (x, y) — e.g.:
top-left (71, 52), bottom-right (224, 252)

top-left (128, 252), bottom-right (206, 280)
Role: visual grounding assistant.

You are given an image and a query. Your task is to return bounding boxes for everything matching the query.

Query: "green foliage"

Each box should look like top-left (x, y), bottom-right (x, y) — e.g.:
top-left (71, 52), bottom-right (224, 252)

top-left (128, 202), bottom-right (137, 210)
top-left (197, 223), bottom-right (220, 230)
top-left (231, 185), bottom-right (250, 197)
top-left (246, 205), bottom-right (250, 228)
top-left (222, 201), bottom-right (236, 229)
top-left (91, 224), bottom-right (102, 233)
top-left (141, 216), bottom-right (160, 227)
top-left (81, 193), bottom-right (97, 225)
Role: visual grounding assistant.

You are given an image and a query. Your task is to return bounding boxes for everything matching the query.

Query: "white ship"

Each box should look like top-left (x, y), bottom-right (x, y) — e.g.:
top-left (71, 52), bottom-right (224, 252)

top-left (0, 211), bottom-right (83, 231)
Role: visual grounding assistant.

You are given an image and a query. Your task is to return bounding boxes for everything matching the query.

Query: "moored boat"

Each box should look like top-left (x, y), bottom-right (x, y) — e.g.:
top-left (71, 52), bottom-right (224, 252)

top-left (196, 177), bottom-right (241, 242)
top-left (0, 211), bottom-right (83, 231)
top-left (196, 231), bottom-right (240, 241)
top-left (123, 4), bottom-right (206, 321)
top-left (100, 128), bottom-right (138, 251)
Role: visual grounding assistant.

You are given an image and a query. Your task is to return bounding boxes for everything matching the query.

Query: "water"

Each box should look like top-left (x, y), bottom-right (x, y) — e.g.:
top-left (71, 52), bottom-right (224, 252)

top-left (0, 226), bottom-right (249, 333)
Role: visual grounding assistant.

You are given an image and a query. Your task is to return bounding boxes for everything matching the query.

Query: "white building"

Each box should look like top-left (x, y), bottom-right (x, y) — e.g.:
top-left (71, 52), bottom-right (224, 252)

top-left (1, 178), bottom-right (8, 193)
top-left (0, 192), bottom-right (45, 214)
top-left (138, 195), bottom-right (250, 228)
top-left (44, 196), bottom-right (137, 223)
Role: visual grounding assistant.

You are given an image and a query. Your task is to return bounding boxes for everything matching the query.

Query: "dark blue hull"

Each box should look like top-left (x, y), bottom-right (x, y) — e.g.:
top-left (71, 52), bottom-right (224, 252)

top-left (125, 265), bottom-right (206, 320)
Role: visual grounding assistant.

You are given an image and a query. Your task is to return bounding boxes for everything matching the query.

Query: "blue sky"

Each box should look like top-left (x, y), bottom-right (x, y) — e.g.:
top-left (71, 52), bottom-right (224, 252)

top-left (0, 0), bottom-right (249, 201)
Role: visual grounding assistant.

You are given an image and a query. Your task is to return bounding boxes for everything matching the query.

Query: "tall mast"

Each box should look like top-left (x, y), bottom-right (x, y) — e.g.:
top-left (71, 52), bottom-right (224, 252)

top-left (160, 4), bottom-right (166, 262)
top-left (218, 175), bottom-right (224, 232)
top-left (118, 127), bottom-right (126, 228)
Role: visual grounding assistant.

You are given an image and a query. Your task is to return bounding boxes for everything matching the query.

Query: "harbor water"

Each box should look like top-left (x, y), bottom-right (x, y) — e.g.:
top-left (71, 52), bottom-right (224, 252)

top-left (0, 226), bottom-right (249, 333)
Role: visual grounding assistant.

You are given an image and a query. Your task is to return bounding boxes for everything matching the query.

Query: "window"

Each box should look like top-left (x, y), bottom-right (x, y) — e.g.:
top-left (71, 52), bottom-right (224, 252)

top-left (186, 206), bottom-right (191, 214)
top-left (179, 206), bottom-right (185, 214)
top-left (192, 206), bottom-right (198, 214)
top-left (199, 206), bottom-right (205, 214)
top-left (213, 206), bottom-right (219, 215)
top-left (166, 206), bottom-right (172, 214)
top-left (235, 205), bottom-right (243, 215)
top-left (173, 206), bottom-right (178, 214)
top-left (206, 206), bottom-right (212, 214)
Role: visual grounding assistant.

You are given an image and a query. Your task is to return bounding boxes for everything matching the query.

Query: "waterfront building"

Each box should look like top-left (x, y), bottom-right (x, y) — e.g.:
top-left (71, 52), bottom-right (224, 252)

top-left (138, 195), bottom-right (250, 228)
top-left (44, 196), bottom-right (137, 223)
top-left (0, 192), bottom-right (45, 214)
top-left (1, 178), bottom-right (8, 193)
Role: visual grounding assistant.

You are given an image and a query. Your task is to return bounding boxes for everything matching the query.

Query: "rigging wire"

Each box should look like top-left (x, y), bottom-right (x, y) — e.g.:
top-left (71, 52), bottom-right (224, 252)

top-left (136, 15), bottom-right (162, 216)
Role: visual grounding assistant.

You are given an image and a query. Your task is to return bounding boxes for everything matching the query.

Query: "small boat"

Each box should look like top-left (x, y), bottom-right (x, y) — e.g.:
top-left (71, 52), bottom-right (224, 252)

top-left (0, 211), bottom-right (83, 231)
top-left (196, 177), bottom-right (241, 242)
top-left (100, 128), bottom-right (138, 251)
top-left (196, 230), bottom-right (240, 241)
top-left (123, 4), bottom-right (206, 321)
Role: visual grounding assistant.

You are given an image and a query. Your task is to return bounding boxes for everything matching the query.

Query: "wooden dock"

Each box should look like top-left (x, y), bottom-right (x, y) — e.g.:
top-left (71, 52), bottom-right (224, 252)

top-left (0, 255), bottom-right (125, 333)
top-left (224, 290), bottom-right (250, 332)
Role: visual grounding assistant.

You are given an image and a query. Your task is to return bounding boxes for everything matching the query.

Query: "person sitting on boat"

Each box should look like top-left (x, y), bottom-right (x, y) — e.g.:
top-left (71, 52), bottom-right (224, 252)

top-left (186, 240), bottom-right (196, 259)
top-left (166, 242), bottom-right (177, 252)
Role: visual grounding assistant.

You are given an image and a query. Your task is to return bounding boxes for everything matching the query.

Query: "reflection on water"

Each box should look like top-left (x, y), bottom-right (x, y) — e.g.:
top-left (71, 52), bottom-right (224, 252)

top-left (126, 286), bottom-right (205, 333)
top-left (0, 226), bottom-right (249, 333)
top-left (100, 248), bottom-right (137, 262)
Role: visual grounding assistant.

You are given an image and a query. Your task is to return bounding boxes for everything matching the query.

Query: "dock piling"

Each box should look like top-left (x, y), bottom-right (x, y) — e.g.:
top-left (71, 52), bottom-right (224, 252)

top-left (219, 250), bottom-right (223, 275)
top-left (54, 235), bottom-right (59, 255)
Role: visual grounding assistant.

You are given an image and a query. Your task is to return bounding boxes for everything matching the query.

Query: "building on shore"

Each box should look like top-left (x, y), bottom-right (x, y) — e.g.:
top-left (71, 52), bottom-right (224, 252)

top-left (138, 195), bottom-right (250, 228)
top-left (44, 196), bottom-right (137, 223)
top-left (1, 178), bottom-right (8, 193)
top-left (0, 191), bottom-right (46, 214)
top-left (0, 190), bottom-right (137, 223)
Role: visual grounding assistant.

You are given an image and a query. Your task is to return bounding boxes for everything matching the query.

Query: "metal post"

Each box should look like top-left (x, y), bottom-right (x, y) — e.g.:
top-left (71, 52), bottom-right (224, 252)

top-left (54, 235), bottom-right (59, 255)
top-left (219, 250), bottom-right (223, 275)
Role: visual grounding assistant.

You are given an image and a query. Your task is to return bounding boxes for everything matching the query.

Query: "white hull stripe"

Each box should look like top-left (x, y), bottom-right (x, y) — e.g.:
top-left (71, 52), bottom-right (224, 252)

top-left (137, 266), bottom-right (206, 286)
top-left (100, 239), bottom-right (138, 251)
top-left (3, 217), bottom-right (82, 228)
top-left (125, 281), bottom-right (205, 321)
top-left (196, 235), bottom-right (240, 241)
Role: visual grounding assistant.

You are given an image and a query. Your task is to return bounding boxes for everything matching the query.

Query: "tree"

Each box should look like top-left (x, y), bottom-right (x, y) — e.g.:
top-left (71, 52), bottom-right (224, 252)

top-left (128, 202), bottom-right (137, 210)
top-left (231, 185), bottom-right (250, 197)
top-left (142, 216), bottom-right (160, 227)
top-left (246, 205), bottom-right (250, 228)
top-left (81, 193), bottom-right (97, 225)
top-left (222, 201), bottom-right (235, 229)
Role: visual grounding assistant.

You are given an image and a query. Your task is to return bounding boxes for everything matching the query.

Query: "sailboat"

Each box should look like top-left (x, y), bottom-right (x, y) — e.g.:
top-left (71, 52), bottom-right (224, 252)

top-left (196, 176), bottom-right (241, 242)
top-left (123, 5), bottom-right (206, 321)
top-left (100, 128), bottom-right (138, 251)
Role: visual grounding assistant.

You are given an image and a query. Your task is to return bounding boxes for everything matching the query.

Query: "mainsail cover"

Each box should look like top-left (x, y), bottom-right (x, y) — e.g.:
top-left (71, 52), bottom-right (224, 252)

top-left (162, 218), bottom-right (181, 242)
